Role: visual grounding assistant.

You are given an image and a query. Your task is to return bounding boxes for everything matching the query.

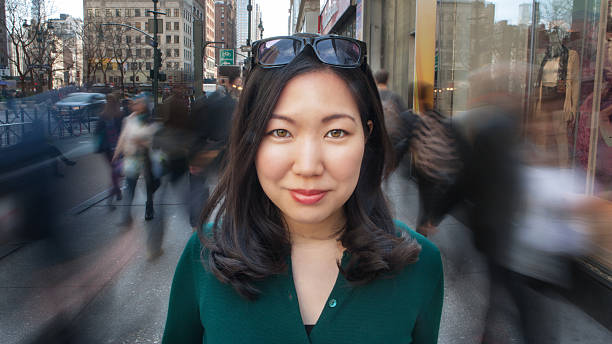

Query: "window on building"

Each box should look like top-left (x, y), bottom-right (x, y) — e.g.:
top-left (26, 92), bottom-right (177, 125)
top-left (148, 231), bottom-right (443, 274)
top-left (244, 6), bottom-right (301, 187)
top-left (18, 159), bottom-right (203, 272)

top-left (126, 36), bottom-right (131, 44)
top-left (105, 9), bottom-right (112, 17)
top-left (221, 36), bottom-right (224, 41)
top-left (145, 9), bottom-right (150, 17)
top-left (95, 9), bottom-right (101, 17)
top-left (174, 35), bottom-right (179, 44)
top-left (221, 14), bottom-right (224, 19)
top-left (146, 62), bottom-right (151, 70)
top-left (221, 21), bottom-right (224, 26)
top-left (174, 9), bottom-right (180, 17)
top-left (174, 49), bottom-right (179, 57)
top-left (145, 49), bottom-right (151, 57)
top-left (166, 22), bottom-right (171, 31)
top-left (174, 22), bottom-right (179, 31)
top-left (126, 49), bottom-right (132, 57)
top-left (166, 35), bottom-right (171, 44)
top-left (136, 49), bottom-right (142, 57)
top-left (167, 62), bottom-right (172, 69)
top-left (131, 62), bottom-right (138, 70)
top-left (135, 9), bottom-right (141, 17)
top-left (221, 28), bottom-right (224, 33)
top-left (166, 49), bottom-right (171, 57)
top-left (136, 36), bottom-right (141, 44)
top-left (125, 9), bottom-right (132, 17)
top-left (115, 9), bottom-right (121, 17)
top-left (87, 9), bottom-right (93, 17)
top-left (174, 62), bottom-right (180, 69)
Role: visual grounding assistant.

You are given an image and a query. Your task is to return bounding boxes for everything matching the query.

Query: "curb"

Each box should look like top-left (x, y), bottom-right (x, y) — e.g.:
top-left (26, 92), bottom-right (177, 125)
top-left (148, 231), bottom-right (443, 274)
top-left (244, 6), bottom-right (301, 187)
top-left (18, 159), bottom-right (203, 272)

top-left (69, 188), bottom-right (114, 215)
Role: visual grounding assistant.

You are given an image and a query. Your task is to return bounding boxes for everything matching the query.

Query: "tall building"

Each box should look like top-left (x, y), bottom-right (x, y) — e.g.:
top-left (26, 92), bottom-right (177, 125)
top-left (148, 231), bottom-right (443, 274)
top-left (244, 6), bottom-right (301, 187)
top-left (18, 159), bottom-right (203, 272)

top-left (215, 0), bottom-right (237, 64)
top-left (253, 3), bottom-right (262, 40)
top-left (0, 0), bottom-right (9, 76)
top-left (235, 0), bottom-right (250, 49)
top-left (202, 0), bottom-right (216, 79)
top-left (519, 3), bottom-right (532, 26)
top-left (83, 0), bottom-right (213, 86)
top-left (289, 0), bottom-right (319, 34)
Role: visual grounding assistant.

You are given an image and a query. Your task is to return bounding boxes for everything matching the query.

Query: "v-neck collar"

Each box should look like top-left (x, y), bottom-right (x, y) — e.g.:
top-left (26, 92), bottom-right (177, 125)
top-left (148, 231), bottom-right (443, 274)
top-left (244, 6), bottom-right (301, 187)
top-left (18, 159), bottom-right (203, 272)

top-left (285, 251), bottom-right (353, 342)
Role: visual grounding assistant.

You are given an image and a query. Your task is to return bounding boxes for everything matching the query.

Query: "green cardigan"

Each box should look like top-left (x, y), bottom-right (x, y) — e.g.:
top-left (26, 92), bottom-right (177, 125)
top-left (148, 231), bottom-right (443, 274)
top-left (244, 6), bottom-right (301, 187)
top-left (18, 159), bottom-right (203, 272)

top-left (162, 221), bottom-right (443, 343)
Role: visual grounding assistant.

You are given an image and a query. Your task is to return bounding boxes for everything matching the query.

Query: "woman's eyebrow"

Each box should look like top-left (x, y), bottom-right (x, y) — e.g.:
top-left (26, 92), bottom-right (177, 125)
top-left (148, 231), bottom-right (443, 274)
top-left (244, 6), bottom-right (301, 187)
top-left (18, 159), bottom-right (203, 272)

top-left (322, 113), bottom-right (357, 123)
top-left (270, 114), bottom-right (296, 124)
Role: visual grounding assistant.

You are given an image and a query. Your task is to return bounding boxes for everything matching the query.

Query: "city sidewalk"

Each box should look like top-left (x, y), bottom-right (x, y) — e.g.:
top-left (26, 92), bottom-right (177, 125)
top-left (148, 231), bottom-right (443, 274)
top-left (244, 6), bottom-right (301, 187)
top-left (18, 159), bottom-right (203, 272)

top-left (1, 173), bottom-right (611, 343)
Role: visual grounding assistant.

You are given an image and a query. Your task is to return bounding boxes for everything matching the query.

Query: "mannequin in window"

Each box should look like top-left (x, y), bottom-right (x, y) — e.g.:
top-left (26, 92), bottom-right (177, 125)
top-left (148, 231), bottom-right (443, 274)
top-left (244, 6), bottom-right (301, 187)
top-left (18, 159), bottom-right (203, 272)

top-left (535, 27), bottom-right (571, 167)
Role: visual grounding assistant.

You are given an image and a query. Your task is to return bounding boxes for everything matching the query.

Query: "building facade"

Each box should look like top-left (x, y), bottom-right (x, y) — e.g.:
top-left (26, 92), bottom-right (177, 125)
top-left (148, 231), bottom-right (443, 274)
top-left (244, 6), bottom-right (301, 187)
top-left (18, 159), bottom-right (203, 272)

top-left (83, 0), bottom-right (214, 87)
top-left (214, 0), bottom-right (237, 65)
top-left (48, 14), bottom-right (83, 87)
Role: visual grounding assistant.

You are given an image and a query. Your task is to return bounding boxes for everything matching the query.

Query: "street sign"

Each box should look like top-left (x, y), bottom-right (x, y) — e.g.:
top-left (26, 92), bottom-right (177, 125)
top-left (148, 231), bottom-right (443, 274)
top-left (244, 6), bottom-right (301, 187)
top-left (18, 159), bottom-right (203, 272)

top-left (219, 49), bottom-right (234, 66)
top-left (147, 19), bottom-right (163, 34)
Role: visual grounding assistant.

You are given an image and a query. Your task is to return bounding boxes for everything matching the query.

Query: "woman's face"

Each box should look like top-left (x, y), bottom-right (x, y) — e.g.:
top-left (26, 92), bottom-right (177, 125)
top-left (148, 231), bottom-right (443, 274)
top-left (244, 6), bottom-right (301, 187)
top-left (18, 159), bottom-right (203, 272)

top-left (255, 70), bottom-right (367, 229)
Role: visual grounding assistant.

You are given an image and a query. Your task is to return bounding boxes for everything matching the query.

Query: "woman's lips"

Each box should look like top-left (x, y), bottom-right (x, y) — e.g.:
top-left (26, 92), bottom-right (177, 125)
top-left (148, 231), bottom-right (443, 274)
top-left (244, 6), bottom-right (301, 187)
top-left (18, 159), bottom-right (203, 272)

top-left (289, 189), bottom-right (328, 205)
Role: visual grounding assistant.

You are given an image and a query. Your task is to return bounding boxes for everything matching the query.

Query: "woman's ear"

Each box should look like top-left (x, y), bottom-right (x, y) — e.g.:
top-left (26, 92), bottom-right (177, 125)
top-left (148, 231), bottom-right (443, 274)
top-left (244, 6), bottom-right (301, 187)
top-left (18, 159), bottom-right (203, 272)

top-left (367, 120), bottom-right (374, 136)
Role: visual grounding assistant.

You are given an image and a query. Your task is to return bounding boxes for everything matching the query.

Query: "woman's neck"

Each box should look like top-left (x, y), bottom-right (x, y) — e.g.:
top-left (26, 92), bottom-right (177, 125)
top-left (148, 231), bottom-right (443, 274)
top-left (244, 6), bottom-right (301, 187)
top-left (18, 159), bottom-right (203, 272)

top-left (285, 212), bottom-right (346, 245)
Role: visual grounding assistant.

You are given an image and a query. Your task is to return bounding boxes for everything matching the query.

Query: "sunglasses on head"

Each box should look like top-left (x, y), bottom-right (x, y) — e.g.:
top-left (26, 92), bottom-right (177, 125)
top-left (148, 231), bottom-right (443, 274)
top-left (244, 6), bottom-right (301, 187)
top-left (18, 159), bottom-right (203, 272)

top-left (251, 34), bottom-right (367, 69)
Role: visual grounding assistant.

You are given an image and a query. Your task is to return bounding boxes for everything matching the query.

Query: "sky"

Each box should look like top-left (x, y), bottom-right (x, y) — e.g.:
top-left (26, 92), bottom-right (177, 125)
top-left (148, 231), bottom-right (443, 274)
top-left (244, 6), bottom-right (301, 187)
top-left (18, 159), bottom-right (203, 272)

top-left (51, 0), bottom-right (290, 37)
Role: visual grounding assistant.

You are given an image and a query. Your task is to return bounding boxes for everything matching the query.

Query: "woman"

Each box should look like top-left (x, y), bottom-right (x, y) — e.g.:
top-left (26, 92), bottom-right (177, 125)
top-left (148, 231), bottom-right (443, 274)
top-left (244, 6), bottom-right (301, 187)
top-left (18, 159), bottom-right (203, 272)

top-left (113, 93), bottom-right (159, 224)
top-left (95, 92), bottom-right (124, 206)
top-left (162, 34), bottom-right (443, 343)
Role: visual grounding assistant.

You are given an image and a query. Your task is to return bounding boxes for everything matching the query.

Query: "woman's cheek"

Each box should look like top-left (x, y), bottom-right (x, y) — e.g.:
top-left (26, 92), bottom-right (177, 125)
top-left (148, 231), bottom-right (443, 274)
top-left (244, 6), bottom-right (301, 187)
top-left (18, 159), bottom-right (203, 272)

top-left (256, 141), bottom-right (293, 180)
top-left (325, 144), bottom-right (365, 180)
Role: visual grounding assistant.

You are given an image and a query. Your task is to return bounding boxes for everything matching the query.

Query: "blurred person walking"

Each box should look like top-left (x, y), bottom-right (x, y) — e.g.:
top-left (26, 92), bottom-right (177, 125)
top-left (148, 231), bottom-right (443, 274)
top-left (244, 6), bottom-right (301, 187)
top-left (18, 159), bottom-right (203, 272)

top-left (375, 69), bottom-right (406, 145)
top-left (94, 93), bottom-right (124, 208)
top-left (394, 82), bottom-right (464, 237)
top-left (113, 94), bottom-right (160, 225)
top-left (186, 84), bottom-right (236, 231)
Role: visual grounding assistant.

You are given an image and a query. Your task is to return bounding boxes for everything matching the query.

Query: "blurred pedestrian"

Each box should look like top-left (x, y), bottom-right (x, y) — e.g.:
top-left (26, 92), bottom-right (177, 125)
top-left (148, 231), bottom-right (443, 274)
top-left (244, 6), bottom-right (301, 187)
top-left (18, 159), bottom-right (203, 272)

top-left (94, 92), bottom-right (124, 208)
top-left (113, 94), bottom-right (160, 225)
top-left (185, 84), bottom-right (236, 231)
top-left (162, 34), bottom-right (443, 343)
top-left (375, 69), bottom-right (406, 144)
top-left (394, 82), bottom-right (464, 237)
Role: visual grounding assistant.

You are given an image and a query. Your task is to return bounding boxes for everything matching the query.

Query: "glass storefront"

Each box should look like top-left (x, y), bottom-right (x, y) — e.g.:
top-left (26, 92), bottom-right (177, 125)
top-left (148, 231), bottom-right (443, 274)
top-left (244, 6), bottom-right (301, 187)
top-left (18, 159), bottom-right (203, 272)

top-left (436, 0), bottom-right (611, 271)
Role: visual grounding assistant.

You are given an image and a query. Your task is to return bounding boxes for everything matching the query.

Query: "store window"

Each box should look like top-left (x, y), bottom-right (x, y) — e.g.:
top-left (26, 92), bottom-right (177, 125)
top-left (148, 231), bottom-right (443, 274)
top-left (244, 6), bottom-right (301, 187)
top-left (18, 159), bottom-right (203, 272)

top-left (435, 0), bottom-right (612, 271)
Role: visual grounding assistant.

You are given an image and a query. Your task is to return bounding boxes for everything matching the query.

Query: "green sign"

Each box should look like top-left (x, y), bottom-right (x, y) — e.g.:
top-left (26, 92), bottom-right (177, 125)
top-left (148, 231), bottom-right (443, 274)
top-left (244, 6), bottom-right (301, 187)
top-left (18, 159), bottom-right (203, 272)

top-left (219, 49), bottom-right (234, 66)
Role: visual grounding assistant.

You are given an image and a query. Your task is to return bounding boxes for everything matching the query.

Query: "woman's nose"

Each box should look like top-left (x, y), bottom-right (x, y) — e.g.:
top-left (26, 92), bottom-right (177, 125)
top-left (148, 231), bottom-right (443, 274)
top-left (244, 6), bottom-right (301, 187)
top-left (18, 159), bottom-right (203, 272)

top-left (291, 137), bottom-right (324, 177)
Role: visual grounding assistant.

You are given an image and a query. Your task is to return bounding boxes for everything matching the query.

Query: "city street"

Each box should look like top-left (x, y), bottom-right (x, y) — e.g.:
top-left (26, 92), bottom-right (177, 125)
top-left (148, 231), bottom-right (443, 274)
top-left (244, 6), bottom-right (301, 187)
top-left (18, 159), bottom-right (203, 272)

top-left (1, 158), bottom-right (611, 343)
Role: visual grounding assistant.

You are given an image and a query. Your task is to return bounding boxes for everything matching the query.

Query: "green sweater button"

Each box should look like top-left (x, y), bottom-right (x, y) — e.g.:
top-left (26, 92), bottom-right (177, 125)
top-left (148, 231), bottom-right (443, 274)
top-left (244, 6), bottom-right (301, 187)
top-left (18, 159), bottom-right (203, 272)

top-left (328, 298), bottom-right (337, 308)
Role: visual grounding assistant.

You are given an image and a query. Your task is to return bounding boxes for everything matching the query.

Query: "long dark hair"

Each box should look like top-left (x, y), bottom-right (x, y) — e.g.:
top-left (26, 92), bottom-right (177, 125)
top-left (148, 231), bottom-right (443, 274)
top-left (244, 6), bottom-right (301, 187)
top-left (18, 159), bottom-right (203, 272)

top-left (199, 49), bottom-right (421, 300)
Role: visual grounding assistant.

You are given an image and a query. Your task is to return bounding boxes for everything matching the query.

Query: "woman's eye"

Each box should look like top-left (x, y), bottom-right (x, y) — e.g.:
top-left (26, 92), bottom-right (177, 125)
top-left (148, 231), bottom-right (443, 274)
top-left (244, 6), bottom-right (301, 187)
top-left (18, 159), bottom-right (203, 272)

top-left (269, 129), bottom-right (291, 138)
top-left (326, 129), bottom-right (346, 138)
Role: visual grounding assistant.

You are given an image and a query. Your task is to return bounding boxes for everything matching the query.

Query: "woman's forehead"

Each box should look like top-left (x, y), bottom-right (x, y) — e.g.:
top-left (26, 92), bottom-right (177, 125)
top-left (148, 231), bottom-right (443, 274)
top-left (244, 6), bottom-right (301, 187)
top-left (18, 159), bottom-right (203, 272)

top-left (270, 70), bottom-right (360, 121)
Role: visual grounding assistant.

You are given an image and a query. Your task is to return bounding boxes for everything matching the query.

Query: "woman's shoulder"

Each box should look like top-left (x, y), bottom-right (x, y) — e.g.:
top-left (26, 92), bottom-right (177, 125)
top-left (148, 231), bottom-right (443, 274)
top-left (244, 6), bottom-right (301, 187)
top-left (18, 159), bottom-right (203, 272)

top-left (393, 219), bottom-right (443, 277)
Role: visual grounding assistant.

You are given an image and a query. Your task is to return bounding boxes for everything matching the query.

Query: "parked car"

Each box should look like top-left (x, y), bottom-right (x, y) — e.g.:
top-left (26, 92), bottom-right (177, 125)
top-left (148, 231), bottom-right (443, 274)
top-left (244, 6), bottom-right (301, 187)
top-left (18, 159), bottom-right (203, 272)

top-left (54, 92), bottom-right (106, 117)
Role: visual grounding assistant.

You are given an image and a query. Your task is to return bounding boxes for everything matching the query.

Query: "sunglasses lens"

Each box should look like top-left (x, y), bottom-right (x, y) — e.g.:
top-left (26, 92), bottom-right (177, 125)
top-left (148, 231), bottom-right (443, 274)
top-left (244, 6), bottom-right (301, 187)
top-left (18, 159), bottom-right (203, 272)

top-left (315, 38), bottom-right (361, 66)
top-left (257, 39), bottom-right (301, 65)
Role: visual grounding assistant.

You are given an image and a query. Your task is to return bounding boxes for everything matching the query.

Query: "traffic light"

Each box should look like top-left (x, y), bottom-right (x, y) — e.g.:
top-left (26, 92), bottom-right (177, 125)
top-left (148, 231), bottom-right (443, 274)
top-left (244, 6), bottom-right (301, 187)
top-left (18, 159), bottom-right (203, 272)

top-left (154, 49), bottom-right (162, 67)
top-left (158, 73), bottom-right (167, 82)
